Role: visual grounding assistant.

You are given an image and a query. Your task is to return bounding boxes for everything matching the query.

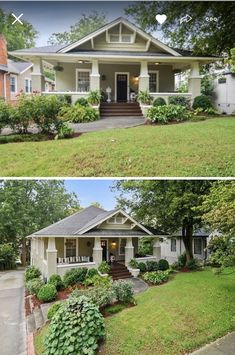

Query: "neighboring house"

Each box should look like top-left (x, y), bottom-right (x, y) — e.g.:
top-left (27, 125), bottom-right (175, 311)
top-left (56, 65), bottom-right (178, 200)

top-left (28, 205), bottom-right (162, 279)
top-left (160, 228), bottom-right (209, 264)
top-left (213, 71), bottom-right (235, 114)
top-left (10, 17), bottom-right (220, 110)
top-left (0, 34), bottom-right (54, 102)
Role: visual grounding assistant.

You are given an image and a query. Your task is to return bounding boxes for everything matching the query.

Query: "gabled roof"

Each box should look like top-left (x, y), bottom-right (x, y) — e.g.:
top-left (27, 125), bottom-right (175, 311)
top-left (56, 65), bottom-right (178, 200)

top-left (31, 205), bottom-right (153, 237)
top-left (7, 59), bottom-right (33, 74)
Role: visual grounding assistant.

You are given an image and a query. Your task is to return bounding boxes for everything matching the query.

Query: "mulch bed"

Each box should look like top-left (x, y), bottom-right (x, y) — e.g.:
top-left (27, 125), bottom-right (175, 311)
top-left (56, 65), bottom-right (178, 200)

top-left (0, 132), bottom-right (82, 144)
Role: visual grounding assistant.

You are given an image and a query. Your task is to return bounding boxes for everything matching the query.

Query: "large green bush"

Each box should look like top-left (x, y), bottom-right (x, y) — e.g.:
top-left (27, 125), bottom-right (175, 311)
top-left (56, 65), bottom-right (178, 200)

top-left (168, 95), bottom-right (190, 108)
top-left (153, 97), bottom-right (167, 107)
top-left (26, 278), bottom-right (44, 295)
top-left (192, 95), bottom-right (213, 110)
top-left (98, 261), bottom-right (110, 274)
top-left (0, 100), bottom-right (11, 133)
top-left (75, 97), bottom-right (89, 107)
top-left (37, 284), bottom-right (57, 302)
top-left (0, 243), bottom-right (16, 270)
top-left (10, 94), bottom-right (34, 133)
top-left (143, 270), bottom-right (169, 285)
top-left (158, 259), bottom-right (169, 271)
top-left (146, 260), bottom-right (159, 271)
top-left (147, 104), bottom-right (191, 124)
top-left (72, 286), bottom-right (114, 308)
top-left (63, 267), bottom-right (88, 287)
top-left (112, 280), bottom-right (134, 304)
top-left (59, 105), bottom-right (99, 123)
top-left (137, 262), bottom-right (147, 273)
top-left (48, 274), bottom-right (64, 291)
top-left (25, 266), bottom-right (41, 282)
top-left (44, 296), bottom-right (105, 355)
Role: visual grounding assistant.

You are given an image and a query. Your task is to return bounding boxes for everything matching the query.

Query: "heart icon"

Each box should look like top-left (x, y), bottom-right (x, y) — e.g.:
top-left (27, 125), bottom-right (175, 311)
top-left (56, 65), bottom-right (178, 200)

top-left (156, 14), bottom-right (167, 24)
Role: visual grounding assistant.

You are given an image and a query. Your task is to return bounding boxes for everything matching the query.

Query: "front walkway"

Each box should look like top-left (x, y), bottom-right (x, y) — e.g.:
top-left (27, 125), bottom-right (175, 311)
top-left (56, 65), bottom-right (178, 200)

top-left (128, 277), bottom-right (148, 294)
top-left (191, 331), bottom-right (235, 355)
top-left (0, 269), bottom-right (26, 355)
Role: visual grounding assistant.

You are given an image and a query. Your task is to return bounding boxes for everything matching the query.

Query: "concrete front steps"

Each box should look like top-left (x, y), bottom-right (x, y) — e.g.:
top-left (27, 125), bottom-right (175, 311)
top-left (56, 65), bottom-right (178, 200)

top-left (109, 262), bottom-right (133, 280)
top-left (100, 102), bottom-right (143, 117)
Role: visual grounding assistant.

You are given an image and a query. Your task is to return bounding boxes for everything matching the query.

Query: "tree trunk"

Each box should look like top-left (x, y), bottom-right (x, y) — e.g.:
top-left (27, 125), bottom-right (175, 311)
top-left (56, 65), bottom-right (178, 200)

top-left (21, 238), bottom-right (27, 266)
top-left (182, 224), bottom-right (194, 262)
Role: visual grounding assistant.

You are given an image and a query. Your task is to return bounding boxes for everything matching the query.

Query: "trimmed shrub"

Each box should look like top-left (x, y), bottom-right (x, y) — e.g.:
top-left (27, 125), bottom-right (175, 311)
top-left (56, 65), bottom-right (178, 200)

top-left (48, 274), bottom-right (64, 291)
top-left (168, 95), bottom-right (190, 108)
top-left (86, 268), bottom-right (99, 278)
top-left (153, 97), bottom-right (167, 107)
top-left (26, 278), bottom-right (44, 295)
top-left (47, 302), bottom-right (63, 320)
top-left (112, 280), bottom-right (134, 304)
top-left (143, 270), bottom-right (169, 285)
top-left (137, 262), bottom-right (147, 273)
top-left (25, 266), bottom-right (41, 282)
top-left (147, 104), bottom-right (191, 124)
top-left (146, 260), bottom-right (158, 272)
top-left (158, 259), bottom-right (169, 271)
top-left (75, 97), bottom-right (89, 107)
top-left (37, 284), bottom-right (57, 302)
top-left (59, 104), bottom-right (99, 123)
top-left (63, 267), bottom-right (88, 287)
top-left (98, 261), bottom-right (110, 274)
top-left (44, 296), bottom-right (105, 354)
top-left (72, 286), bottom-right (115, 308)
top-left (192, 95), bottom-right (213, 110)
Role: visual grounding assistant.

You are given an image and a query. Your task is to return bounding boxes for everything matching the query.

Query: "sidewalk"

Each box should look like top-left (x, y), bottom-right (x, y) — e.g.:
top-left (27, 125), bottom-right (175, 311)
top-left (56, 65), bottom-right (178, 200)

top-left (191, 331), bottom-right (235, 355)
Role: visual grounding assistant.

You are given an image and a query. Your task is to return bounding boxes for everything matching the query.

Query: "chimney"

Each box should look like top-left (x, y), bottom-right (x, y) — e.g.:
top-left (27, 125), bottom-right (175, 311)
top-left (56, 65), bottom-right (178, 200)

top-left (0, 34), bottom-right (8, 66)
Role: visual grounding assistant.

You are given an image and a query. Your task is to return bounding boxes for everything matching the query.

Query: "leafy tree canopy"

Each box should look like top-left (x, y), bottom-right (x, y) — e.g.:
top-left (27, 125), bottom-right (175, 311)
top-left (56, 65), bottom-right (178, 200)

top-left (125, 1), bottom-right (235, 55)
top-left (0, 9), bottom-right (38, 51)
top-left (48, 12), bottom-right (107, 45)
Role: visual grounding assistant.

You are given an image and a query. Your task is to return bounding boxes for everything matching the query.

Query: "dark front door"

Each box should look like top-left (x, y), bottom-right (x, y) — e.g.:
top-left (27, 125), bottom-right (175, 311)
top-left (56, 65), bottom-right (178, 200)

top-left (116, 74), bottom-right (128, 102)
top-left (101, 240), bottom-right (108, 261)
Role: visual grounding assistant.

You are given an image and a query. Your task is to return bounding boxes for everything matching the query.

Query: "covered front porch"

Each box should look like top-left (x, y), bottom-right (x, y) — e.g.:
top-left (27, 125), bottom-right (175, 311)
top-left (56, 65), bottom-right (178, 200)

top-left (31, 235), bottom-right (161, 279)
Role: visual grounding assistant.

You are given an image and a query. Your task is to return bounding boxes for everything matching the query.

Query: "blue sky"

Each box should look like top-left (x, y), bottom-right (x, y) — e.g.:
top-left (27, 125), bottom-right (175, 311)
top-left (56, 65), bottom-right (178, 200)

top-left (64, 179), bottom-right (122, 210)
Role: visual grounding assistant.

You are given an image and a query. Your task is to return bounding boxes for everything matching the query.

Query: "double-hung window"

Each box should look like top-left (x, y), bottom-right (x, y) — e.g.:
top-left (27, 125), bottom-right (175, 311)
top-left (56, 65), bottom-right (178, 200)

top-left (10, 75), bottom-right (17, 93)
top-left (76, 70), bottom-right (90, 92)
top-left (149, 71), bottom-right (159, 92)
top-left (25, 79), bottom-right (32, 93)
top-left (171, 238), bottom-right (177, 252)
top-left (194, 238), bottom-right (202, 255)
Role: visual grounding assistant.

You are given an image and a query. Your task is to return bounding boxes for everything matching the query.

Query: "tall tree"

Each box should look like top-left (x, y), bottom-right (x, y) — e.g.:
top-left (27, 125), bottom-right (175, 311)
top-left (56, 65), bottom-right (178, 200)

top-left (125, 1), bottom-right (235, 55)
top-left (114, 180), bottom-right (212, 262)
top-left (0, 9), bottom-right (38, 51)
top-left (0, 180), bottom-right (80, 265)
top-left (48, 12), bottom-right (106, 45)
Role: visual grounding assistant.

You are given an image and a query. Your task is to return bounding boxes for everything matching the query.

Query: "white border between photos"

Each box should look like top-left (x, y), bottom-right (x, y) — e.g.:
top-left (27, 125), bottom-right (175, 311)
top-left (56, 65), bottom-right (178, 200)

top-left (1, 177), bottom-right (235, 181)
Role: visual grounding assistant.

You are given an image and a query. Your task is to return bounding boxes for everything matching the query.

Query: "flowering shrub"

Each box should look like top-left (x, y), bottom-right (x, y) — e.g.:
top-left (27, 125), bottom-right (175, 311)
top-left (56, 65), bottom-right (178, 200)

top-left (72, 286), bottom-right (115, 308)
top-left (112, 280), bottom-right (135, 304)
top-left (143, 270), bottom-right (170, 285)
top-left (147, 104), bottom-right (192, 124)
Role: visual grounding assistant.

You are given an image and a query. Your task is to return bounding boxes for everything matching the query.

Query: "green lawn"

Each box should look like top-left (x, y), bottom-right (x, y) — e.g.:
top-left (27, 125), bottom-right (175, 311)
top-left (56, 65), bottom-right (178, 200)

top-left (1, 117), bottom-right (235, 177)
top-left (35, 269), bottom-right (235, 355)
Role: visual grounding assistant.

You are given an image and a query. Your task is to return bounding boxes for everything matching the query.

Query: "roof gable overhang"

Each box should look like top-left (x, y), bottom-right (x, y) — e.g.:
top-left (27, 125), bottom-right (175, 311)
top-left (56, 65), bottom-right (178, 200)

top-left (58, 17), bottom-right (181, 57)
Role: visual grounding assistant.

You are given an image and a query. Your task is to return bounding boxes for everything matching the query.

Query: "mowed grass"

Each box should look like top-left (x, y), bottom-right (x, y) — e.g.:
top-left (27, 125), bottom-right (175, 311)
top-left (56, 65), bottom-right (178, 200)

top-left (1, 117), bottom-right (235, 177)
top-left (103, 269), bottom-right (235, 355)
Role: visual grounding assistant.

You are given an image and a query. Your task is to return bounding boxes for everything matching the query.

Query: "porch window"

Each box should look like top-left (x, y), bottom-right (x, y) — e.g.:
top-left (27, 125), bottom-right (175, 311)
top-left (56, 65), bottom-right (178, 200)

top-left (119, 238), bottom-right (126, 255)
top-left (76, 70), bottom-right (90, 92)
top-left (194, 238), bottom-right (202, 255)
top-left (65, 239), bottom-right (77, 257)
top-left (25, 79), bottom-right (32, 93)
top-left (171, 238), bottom-right (176, 252)
top-left (149, 71), bottom-right (159, 92)
top-left (10, 75), bottom-right (17, 93)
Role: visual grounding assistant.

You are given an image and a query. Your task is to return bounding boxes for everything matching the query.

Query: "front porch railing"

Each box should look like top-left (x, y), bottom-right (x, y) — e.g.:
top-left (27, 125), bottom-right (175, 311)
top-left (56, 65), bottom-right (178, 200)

top-left (57, 256), bottom-right (91, 264)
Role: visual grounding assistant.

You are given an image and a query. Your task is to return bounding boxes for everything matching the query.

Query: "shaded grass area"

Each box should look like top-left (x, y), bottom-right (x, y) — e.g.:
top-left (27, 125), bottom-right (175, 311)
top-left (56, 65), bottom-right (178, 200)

top-left (1, 117), bottom-right (235, 177)
top-left (103, 269), bottom-right (235, 355)
top-left (34, 269), bottom-right (235, 355)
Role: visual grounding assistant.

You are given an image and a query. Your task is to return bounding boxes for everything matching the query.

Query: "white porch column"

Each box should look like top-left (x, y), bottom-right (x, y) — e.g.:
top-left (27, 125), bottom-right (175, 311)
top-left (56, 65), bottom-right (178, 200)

top-left (46, 237), bottom-right (57, 278)
top-left (125, 237), bottom-right (134, 267)
top-left (92, 237), bottom-right (103, 267)
top-left (31, 57), bottom-right (45, 93)
top-left (153, 237), bottom-right (161, 261)
top-left (90, 59), bottom-right (100, 91)
top-left (138, 61), bottom-right (149, 92)
top-left (188, 62), bottom-right (202, 101)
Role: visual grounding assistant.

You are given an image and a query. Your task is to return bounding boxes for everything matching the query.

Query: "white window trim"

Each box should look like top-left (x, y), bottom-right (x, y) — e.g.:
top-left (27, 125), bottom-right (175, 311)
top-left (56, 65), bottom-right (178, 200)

top-left (75, 68), bottom-right (91, 93)
top-left (64, 237), bottom-right (78, 258)
top-left (10, 74), bottom-right (17, 94)
top-left (149, 70), bottom-right (159, 93)
top-left (119, 238), bottom-right (126, 256)
top-left (115, 72), bottom-right (130, 102)
top-left (193, 238), bottom-right (202, 255)
top-left (107, 216), bottom-right (124, 224)
top-left (24, 77), bottom-right (32, 94)
top-left (101, 239), bottom-right (109, 261)
top-left (108, 33), bottom-right (134, 44)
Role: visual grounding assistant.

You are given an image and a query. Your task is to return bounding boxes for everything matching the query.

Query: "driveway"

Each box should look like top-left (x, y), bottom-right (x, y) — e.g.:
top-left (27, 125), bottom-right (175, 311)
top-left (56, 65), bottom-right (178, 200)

top-left (191, 331), bottom-right (235, 355)
top-left (0, 269), bottom-right (26, 355)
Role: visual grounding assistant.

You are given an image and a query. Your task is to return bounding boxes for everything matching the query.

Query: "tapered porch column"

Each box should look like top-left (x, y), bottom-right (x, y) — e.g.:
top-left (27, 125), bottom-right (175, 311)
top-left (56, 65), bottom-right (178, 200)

top-left (188, 62), bottom-right (202, 101)
top-left (125, 237), bottom-right (134, 267)
top-left (31, 57), bottom-right (45, 93)
top-left (153, 237), bottom-right (161, 260)
top-left (46, 237), bottom-right (57, 278)
top-left (138, 61), bottom-right (149, 92)
top-left (90, 59), bottom-right (100, 91)
top-left (92, 237), bottom-right (103, 267)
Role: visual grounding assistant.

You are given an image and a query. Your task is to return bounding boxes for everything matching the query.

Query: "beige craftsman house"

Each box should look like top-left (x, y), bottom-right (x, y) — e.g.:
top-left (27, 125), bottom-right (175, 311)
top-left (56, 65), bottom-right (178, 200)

top-left (10, 17), bottom-right (219, 109)
top-left (29, 205), bottom-right (162, 279)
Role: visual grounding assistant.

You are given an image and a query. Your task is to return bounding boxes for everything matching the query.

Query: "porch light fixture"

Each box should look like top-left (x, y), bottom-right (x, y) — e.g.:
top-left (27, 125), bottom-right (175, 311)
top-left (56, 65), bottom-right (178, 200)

top-left (155, 62), bottom-right (160, 65)
top-left (78, 60), bottom-right (83, 64)
top-left (134, 76), bottom-right (139, 81)
top-left (111, 241), bottom-right (117, 247)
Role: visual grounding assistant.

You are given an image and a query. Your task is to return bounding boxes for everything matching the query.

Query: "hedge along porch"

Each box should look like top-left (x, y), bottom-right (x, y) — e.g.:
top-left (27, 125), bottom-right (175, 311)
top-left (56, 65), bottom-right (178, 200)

top-left (28, 206), bottom-right (162, 279)
top-left (9, 17), bottom-right (220, 106)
